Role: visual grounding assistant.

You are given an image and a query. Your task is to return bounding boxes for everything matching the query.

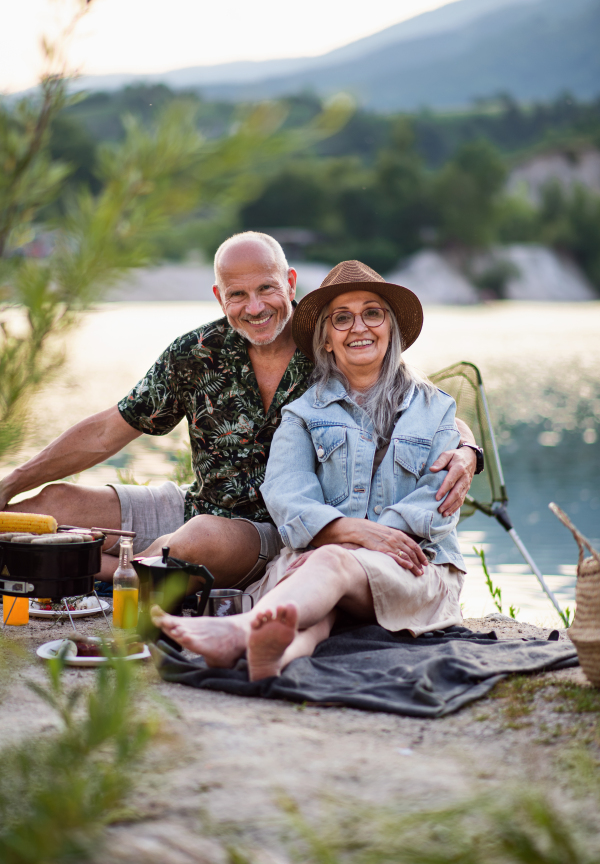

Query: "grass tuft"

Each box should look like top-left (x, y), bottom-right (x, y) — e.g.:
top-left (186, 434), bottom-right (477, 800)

top-left (0, 654), bottom-right (155, 864)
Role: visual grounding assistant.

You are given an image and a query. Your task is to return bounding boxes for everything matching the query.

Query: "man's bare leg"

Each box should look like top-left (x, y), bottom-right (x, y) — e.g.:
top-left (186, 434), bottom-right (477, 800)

top-left (152, 545), bottom-right (374, 671)
top-left (5, 483), bottom-right (121, 553)
top-left (137, 515), bottom-right (262, 589)
top-left (7, 489), bottom-right (263, 588)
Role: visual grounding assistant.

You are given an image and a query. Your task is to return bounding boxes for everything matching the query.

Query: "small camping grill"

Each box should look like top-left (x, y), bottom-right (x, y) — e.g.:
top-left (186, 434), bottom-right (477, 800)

top-left (0, 535), bottom-right (104, 600)
top-left (0, 527), bottom-right (134, 630)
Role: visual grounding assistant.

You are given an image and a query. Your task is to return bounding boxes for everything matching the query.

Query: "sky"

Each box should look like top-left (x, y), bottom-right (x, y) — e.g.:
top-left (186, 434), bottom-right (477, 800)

top-left (1, 0), bottom-right (455, 93)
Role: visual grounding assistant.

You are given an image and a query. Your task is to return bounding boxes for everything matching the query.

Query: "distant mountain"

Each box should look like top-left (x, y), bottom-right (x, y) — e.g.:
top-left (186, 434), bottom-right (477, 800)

top-left (73, 0), bottom-right (600, 111)
top-left (73, 0), bottom-right (529, 94)
top-left (199, 0), bottom-right (600, 110)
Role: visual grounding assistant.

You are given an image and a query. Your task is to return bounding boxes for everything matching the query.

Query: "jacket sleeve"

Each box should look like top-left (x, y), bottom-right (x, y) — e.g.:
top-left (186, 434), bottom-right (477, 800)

top-left (261, 416), bottom-right (345, 549)
top-left (378, 400), bottom-right (461, 546)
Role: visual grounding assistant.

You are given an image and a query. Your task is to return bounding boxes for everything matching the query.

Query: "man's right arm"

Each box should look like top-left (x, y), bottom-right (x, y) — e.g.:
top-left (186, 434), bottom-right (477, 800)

top-left (0, 406), bottom-right (141, 509)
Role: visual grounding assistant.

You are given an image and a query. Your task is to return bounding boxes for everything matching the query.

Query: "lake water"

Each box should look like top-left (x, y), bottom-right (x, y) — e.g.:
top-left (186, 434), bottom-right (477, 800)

top-left (4, 300), bottom-right (600, 626)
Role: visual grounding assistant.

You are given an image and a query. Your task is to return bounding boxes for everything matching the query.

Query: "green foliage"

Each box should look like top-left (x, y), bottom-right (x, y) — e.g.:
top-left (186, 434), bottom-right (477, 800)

top-left (474, 546), bottom-right (504, 615)
top-left (551, 681), bottom-right (600, 715)
top-left (64, 88), bottom-right (600, 170)
top-left (169, 444), bottom-right (195, 485)
top-left (433, 140), bottom-right (507, 248)
top-left (0, 656), bottom-right (154, 864)
top-left (115, 467), bottom-right (149, 486)
top-left (281, 788), bottom-right (594, 864)
top-left (0, 78), bottom-right (71, 257)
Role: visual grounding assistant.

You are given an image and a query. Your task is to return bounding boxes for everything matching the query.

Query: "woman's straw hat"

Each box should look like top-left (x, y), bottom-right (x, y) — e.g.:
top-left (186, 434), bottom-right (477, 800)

top-left (292, 260), bottom-right (423, 362)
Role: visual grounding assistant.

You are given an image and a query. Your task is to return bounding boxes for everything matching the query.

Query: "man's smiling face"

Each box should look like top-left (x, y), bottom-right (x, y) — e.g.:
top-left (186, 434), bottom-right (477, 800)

top-left (214, 240), bottom-right (296, 347)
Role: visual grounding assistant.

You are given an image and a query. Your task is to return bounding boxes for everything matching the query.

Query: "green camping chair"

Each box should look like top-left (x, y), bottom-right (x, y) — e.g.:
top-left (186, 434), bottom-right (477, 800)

top-left (429, 361), bottom-right (565, 620)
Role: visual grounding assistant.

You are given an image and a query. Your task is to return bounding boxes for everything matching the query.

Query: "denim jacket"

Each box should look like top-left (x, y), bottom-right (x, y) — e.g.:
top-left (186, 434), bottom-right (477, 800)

top-left (261, 377), bottom-right (465, 571)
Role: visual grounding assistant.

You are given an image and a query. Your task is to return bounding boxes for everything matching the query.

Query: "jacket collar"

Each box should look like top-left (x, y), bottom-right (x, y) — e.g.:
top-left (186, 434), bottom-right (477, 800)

top-left (312, 376), bottom-right (417, 411)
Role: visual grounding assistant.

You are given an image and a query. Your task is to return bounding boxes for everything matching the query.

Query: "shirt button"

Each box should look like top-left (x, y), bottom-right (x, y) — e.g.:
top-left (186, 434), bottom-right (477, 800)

top-left (374, 505), bottom-right (382, 515)
top-left (317, 447), bottom-right (324, 458)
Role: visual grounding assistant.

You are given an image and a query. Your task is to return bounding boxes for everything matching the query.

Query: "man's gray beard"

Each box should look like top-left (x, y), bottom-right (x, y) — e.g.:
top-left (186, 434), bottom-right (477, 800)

top-left (232, 301), bottom-right (293, 347)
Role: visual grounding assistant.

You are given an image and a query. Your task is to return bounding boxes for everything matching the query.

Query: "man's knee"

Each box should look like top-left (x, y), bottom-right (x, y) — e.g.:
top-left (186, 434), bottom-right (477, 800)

top-left (36, 482), bottom-right (77, 508)
top-left (166, 514), bottom-right (261, 577)
top-left (169, 514), bottom-right (238, 555)
top-left (8, 481), bottom-right (77, 512)
top-left (8, 482), bottom-right (121, 531)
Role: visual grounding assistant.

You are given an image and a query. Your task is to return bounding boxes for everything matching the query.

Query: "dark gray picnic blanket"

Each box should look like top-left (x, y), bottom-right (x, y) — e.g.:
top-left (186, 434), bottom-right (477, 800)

top-left (152, 624), bottom-right (578, 717)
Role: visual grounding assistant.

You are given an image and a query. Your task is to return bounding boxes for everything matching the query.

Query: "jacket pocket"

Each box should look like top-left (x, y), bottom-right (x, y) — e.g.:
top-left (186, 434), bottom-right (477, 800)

top-left (311, 425), bottom-right (349, 506)
top-left (393, 437), bottom-right (431, 479)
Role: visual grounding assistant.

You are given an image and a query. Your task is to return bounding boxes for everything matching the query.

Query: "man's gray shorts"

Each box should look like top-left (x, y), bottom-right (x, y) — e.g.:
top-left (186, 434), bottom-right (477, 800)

top-left (107, 481), bottom-right (282, 587)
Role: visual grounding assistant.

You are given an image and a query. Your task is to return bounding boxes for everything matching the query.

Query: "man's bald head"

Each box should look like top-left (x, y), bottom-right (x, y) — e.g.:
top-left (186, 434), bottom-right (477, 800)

top-left (212, 231), bottom-right (297, 348)
top-left (214, 232), bottom-right (289, 293)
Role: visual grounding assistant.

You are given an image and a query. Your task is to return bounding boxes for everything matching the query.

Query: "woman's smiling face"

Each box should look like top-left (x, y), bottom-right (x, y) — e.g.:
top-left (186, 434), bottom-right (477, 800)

top-left (324, 290), bottom-right (392, 389)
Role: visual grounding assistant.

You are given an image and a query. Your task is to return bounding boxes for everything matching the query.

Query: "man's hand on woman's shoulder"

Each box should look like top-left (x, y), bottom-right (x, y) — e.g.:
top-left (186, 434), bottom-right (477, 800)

top-left (429, 416), bottom-right (478, 517)
top-left (430, 446), bottom-right (476, 517)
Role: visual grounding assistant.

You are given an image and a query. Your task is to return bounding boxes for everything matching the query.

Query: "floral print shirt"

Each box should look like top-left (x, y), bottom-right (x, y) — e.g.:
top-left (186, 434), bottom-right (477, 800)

top-left (117, 316), bottom-right (313, 524)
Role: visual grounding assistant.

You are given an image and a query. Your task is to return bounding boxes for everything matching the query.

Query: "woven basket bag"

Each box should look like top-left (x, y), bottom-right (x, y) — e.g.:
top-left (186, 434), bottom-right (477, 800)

top-left (550, 502), bottom-right (600, 686)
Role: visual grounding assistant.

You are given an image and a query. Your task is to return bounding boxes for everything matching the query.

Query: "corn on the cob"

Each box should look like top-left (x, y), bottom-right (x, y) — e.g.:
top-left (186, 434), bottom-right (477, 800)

top-left (0, 512), bottom-right (57, 535)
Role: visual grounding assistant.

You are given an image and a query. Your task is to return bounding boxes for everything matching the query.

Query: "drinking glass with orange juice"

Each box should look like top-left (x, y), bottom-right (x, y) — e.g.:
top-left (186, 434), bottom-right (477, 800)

top-left (2, 595), bottom-right (29, 625)
top-left (113, 538), bottom-right (139, 628)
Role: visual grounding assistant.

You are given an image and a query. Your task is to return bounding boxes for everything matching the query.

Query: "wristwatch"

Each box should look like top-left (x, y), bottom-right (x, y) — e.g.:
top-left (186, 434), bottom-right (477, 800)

top-left (458, 441), bottom-right (484, 475)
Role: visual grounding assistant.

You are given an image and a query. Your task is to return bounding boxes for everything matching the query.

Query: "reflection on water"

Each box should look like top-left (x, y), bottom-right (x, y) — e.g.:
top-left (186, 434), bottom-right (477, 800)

top-left (459, 425), bottom-right (600, 624)
top-left (3, 301), bottom-right (599, 625)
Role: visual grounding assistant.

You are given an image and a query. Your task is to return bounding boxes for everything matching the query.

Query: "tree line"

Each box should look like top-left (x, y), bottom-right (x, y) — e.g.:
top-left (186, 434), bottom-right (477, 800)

top-left (18, 85), bottom-right (600, 290)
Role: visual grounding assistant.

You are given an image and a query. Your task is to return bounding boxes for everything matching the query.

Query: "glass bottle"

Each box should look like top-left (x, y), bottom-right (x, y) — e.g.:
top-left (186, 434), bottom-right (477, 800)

top-left (112, 538), bottom-right (139, 628)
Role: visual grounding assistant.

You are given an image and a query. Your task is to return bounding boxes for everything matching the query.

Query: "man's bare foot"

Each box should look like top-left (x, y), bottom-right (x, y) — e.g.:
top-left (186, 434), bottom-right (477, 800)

top-left (151, 606), bottom-right (249, 668)
top-left (247, 604), bottom-right (298, 681)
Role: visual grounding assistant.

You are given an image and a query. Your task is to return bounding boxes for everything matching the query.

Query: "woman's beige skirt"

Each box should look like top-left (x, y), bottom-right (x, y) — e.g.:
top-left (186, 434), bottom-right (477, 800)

top-left (246, 546), bottom-right (465, 637)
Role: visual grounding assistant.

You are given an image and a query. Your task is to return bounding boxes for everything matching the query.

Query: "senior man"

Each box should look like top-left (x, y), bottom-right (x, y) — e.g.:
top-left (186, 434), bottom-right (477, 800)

top-left (0, 232), bottom-right (478, 587)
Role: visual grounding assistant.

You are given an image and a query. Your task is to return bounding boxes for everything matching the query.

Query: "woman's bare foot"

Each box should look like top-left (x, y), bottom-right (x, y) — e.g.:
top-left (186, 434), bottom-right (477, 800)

top-left (151, 606), bottom-right (249, 668)
top-left (247, 604), bottom-right (298, 681)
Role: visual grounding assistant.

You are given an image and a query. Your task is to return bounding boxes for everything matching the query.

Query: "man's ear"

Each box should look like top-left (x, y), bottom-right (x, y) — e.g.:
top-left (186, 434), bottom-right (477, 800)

top-left (213, 284), bottom-right (225, 311)
top-left (287, 268), bottom-right (297, 301)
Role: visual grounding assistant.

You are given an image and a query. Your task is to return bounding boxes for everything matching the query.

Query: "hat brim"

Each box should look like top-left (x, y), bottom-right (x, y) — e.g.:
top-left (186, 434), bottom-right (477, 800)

top-left (292, 281), bottom-right (423, 362)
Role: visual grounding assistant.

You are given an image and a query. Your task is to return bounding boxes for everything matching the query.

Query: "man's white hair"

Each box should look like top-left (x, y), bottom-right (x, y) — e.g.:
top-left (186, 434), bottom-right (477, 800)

top-left (213, 231), bottom-right (289, 293)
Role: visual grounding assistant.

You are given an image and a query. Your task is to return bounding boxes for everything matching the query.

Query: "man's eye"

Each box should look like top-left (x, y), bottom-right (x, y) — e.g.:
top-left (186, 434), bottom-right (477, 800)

top-left (260, 285), bottom-right (276, 292)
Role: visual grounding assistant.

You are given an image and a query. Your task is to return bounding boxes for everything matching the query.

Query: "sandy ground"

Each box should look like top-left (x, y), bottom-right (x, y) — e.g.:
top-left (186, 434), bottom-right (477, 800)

top-left (0, 607), bottom-right (594, 863)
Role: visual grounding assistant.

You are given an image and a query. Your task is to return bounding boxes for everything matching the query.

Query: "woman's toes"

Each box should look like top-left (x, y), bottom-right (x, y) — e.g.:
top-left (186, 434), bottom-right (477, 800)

top-left (253, 610), bottom-right (273, 628)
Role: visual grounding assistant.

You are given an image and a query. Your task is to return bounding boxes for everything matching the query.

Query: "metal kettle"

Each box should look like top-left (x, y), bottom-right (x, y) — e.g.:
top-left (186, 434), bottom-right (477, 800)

top-left (132, 546), bottom-right (214, 616)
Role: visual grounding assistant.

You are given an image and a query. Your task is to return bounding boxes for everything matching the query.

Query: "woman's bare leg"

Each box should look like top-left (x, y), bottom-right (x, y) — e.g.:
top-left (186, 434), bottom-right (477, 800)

top-left (153, 545), bottom-right (373, 668)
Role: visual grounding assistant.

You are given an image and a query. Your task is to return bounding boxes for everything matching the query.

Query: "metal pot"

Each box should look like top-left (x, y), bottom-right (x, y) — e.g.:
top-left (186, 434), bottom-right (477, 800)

top-left (0, 537), bottom-right (103, 600)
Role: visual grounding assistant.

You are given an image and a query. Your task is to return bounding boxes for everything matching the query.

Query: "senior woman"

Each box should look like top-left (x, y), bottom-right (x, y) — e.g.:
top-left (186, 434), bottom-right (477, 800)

top-left (154, 261), bottom-right (467, 681)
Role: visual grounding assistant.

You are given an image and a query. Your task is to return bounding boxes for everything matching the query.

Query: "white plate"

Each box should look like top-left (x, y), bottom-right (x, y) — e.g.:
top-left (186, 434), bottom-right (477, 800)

top-left (29, 598), bottom-right (111, 619)
top-left (36, 638), bottom-right (151, 667)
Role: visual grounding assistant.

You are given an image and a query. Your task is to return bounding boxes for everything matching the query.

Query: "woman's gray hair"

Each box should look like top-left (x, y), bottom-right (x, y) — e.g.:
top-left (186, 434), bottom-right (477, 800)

top-left (311, 296), bottom-right (436, 448)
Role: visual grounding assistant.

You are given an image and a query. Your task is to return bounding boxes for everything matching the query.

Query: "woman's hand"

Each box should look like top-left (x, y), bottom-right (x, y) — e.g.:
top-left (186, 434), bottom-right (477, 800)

top-left (313, 518), bottom-right (428, 576)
